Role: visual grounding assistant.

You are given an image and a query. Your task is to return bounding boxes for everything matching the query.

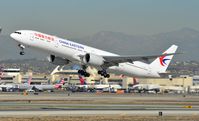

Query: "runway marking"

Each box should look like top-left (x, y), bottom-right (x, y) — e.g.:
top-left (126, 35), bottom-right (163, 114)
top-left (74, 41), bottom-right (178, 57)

top-left (0, 110), bottom-right (199, 116)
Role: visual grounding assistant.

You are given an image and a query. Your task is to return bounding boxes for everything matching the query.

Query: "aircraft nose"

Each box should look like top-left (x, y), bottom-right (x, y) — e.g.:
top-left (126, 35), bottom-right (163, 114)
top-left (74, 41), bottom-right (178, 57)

top-left (10, 33), bottom-right (16, 39)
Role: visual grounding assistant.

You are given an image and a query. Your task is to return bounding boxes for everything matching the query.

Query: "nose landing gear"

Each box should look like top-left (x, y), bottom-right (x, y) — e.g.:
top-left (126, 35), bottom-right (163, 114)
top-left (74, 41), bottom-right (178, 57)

top-left (19, 51), bottom-right (25, 55)
top-left (18, 44), bottom-right (25, 55)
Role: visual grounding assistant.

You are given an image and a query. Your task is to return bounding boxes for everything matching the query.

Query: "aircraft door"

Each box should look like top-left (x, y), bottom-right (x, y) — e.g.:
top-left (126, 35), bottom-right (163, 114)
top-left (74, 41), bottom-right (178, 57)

top-left (30, 33), bottom-right (34, 41)
top-left (54, 38), bottom-right (59, 48)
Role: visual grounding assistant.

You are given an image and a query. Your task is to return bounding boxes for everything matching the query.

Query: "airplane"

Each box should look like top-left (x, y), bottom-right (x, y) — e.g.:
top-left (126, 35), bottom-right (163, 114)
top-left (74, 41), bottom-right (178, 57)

top-left (73, 75), bottom-right (121, 92)
top-left (0, 83), bottom-right (15, 92)
top-left (72, 76), bottom-right (92, 92)
top-left (26, 76), bottom-right (63, 92)
top-left (0, 73), bottom-right (64, 92)
top-left (0, 76), bottom-right (36, 92)
top-left (33, 78), bottom-right (66, 91)
top-left (190, 86), bottom-right (199, 93)
top-left (0, 76), bottom-right (30, 92)
top-left (94, 83), bottom-right (122, 92)
top-left (78, 75), bottom-right (122, 92)
top-left (17, 76), bottom-right (65, 92)
top-left (10, 30), bottom-right (178, 78)
top-left (129, 84), bottom-right (160, 93)
top-left (163, 86), bottom-right (184, 94)
top-left (54, 78), bottom-right (65, 89)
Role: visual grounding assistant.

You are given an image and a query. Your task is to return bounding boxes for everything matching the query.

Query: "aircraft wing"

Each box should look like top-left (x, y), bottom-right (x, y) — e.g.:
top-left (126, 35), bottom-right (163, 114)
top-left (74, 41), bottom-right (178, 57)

top-left (78, 44), bottom-right (179, 68)
top-left (102, 53), bottom-right (177, 67)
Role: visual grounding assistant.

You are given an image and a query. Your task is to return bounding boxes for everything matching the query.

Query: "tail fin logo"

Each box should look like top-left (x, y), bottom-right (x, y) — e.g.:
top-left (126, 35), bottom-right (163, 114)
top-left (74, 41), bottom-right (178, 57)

top-left (79, 76), bottom-right (85, 85)
top-left (159, 54), bottom-right (170, 66)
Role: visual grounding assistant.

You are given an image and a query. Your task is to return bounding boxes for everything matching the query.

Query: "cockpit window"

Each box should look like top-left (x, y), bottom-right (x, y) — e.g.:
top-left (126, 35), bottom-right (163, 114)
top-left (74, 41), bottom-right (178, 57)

top-left (14, 31), bottom-right (21, 34)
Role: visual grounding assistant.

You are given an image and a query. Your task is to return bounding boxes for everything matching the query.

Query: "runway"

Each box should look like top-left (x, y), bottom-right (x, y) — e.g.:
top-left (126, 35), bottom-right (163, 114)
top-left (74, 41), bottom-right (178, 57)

top-left (0, 92), bottom-right (199, 117)
top-left (1, 84), bottom-right (197, 119)
top-left (0, 92), bottom-right (199, 116)
top-left (0, 110), bottom-right (199, 116)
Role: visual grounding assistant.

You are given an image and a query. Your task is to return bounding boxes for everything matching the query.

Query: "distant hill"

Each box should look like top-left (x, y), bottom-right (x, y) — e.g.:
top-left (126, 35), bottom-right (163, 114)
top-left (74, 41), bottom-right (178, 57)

top-left (0, 28), bottom-right (199, 61)
top-left (77, 28), bottom-right (199, 61)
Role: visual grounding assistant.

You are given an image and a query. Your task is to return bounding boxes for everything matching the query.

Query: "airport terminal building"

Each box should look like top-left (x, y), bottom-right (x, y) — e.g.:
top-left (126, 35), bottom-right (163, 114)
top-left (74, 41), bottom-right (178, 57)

top-left (0, 67), bottom-right (194, 93)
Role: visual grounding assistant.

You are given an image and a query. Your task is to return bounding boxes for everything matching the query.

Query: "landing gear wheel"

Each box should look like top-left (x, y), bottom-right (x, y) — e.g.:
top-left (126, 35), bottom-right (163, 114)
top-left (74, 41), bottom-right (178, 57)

top-left (104, 74), bottom-right (110, 78)
top-left (84, 72), bottom-right (90, 77)
top-left (98, 70), bottom-right (110, 78)
top-left (78, 70), bottom-right (90, 77)
top-left (98, 70), bottom-right (103, 75)
top-left (18, 44), bottom-right (25, 55)
top-left (78, 70), bottom-right (84, 75)
top-left (19, 51), bottom-right (25, 55)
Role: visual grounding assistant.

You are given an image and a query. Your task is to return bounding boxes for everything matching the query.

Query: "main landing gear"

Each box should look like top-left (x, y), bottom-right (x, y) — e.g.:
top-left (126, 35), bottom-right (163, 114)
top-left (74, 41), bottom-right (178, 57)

top-left (18, 44), bottom-right (25, 55)
top-left (78, 69), bottom-right (110, 78)
top-left (78, 70), bottom-right (90, 77)
top-left (78, 65), bottom-right (110, 78)
top-left (78, 65), bottom-right (90, 77)
top-left (98, 70), bottom-right (110, 78)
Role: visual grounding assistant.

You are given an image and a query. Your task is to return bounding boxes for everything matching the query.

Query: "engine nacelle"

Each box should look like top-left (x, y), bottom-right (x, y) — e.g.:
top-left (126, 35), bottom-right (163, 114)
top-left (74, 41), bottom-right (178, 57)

top-left (47, 55), bottom-right (70, 65)
top-left (83, 53), bottom-right (104, 66)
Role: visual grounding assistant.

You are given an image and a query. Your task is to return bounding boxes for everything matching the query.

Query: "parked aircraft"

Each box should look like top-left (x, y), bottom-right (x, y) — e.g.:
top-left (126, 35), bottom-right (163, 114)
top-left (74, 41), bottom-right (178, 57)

top-left (4, 76), bottom-right (65, 92)
top-left (73, 75), bottom-right (122, 92)
top-left (53, 78), bottom-right (65, 89)
top-left (190, 86), bottom-right (199, 93)
top-left (163, 86), bottom-right (184, 94)
top-left (94, 83), bottom-right (122, 92)
top-left (129, 84), bottom-right (160, 93)
top-left (72, 76), bottom-right (92, 92)
top-left (10, 30), bottom-right (178, 78)
top-left (27, 76), bottom-right (64, 92)
top-left (0, 83), bottom-right (15, 92)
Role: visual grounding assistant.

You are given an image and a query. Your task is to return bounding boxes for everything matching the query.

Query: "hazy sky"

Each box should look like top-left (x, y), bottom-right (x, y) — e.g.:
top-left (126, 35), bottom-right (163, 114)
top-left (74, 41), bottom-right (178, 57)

top-left (0, 0), bottom-right (199, 38)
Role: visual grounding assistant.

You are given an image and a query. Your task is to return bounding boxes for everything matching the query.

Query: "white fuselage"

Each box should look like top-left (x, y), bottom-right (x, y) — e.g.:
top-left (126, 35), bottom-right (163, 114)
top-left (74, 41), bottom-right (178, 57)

top-left (10, 30), bottom-right (160, 77)
top-left (31, 84), bottom-right (55, 91)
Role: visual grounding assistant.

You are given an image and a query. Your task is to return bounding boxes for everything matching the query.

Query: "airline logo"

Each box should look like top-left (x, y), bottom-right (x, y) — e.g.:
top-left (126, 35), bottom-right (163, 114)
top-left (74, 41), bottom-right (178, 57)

top-left (159, 54), bottom-right (170, 66)
top-left (59, 40), bottom-right (84, 50)
top-left (34, 33), bottom-right (54, 41)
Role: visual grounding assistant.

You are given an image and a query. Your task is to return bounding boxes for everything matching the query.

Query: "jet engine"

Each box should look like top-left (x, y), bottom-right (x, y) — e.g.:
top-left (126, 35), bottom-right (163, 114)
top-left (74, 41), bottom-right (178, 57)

top-left (83, 53), bottom-right (104, 66)
top-left (47, 55), bottom-right (70, 65)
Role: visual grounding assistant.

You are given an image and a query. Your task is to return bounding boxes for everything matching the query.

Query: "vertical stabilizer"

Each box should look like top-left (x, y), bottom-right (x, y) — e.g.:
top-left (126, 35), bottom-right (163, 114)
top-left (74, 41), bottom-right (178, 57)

top-left (79, 76), bottom-right (86, 85)
top-left (27, 75), bottom-right (32, 85)
top-left (149, 45), bottom-right (178, 73)
top-left (50, 66), bottom-right (60, 75)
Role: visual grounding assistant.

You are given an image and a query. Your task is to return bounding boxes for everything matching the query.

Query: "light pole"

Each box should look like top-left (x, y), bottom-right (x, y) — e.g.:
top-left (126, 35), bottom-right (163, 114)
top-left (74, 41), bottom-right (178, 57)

top-left (182, 76), bottom-right (187, 97)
